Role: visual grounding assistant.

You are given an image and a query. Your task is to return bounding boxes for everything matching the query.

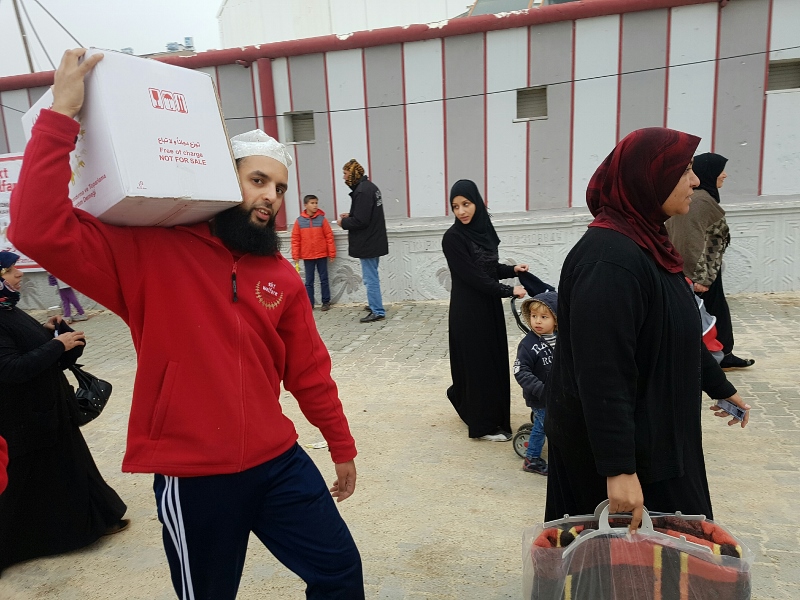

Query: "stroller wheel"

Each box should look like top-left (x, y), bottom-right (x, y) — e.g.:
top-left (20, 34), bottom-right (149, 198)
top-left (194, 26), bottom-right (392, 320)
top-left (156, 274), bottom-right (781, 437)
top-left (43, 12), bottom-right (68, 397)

top-left (517, 422), bottom-right (533, 432)
top-left (513, 429), bottom-right (530, 459)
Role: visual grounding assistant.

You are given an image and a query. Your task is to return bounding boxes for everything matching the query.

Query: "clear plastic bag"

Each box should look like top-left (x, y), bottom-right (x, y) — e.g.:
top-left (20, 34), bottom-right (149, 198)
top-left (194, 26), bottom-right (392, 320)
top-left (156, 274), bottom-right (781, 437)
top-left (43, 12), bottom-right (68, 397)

top-left (523, 501), bottom-right (752, 600)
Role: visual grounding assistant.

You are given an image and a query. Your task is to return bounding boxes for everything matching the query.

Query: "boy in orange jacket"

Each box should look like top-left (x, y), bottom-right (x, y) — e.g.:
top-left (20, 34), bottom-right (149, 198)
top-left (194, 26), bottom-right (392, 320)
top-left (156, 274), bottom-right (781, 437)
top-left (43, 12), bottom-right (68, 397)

top-left (291, 195), bottom-right (337, 310)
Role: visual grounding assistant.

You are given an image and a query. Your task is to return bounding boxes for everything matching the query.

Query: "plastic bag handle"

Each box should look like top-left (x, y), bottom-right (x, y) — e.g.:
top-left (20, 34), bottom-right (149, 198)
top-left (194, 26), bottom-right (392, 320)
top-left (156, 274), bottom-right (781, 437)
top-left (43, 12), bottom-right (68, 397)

top-left (562, 500), bottom-right (712, 559)
top-left (597, 500), bottom-right (654, 532)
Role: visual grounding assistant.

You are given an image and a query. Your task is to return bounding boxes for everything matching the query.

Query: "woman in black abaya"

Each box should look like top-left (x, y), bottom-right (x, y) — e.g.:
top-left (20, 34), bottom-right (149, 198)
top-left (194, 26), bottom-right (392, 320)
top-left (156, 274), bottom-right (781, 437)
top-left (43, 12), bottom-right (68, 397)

top-left (543, 129), bottom-right (750, 528)
top-left (0, 252), bottom-right (127, 575)
top-left (442, 180), bottom-right (527, 441)
top-left (666, 153), bottom-right (754, 369)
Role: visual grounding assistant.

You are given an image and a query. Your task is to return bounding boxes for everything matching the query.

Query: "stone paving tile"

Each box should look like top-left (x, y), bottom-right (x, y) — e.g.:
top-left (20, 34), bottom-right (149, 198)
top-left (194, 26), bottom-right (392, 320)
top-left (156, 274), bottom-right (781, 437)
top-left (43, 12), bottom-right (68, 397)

top-left (0, 293), bottom-right (798, 598)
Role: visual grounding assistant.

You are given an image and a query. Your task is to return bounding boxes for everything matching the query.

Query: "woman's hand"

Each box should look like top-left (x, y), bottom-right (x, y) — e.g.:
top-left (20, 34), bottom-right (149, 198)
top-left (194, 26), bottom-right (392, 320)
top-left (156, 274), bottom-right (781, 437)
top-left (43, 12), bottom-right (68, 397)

top-left (693, 282), bottom-right (709, 293)
top-left (514, 264), bottom-right (529, 273)
top-left (44, 315), bottom-right (63, 331)
top-left (607, 473), bottom-right (644, 532)
top-left (710, 392), bottom-right (751, 428)
top-left (55, 331), bottom-right (85, 351)
top-left (512, 285), bottom-right (526, 299)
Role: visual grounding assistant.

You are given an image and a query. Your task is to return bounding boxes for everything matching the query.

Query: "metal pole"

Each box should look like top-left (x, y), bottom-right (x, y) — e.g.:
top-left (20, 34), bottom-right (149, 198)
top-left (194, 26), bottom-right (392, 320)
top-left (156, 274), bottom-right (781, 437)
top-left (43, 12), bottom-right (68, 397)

top-left (12, 0), bottom-right (36, 73)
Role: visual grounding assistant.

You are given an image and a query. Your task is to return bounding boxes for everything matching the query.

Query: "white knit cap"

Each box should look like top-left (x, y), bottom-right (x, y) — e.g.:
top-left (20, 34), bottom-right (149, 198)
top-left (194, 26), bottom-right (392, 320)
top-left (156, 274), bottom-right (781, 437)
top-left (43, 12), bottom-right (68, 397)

top-left (230, 129), bottom-right (293, 168)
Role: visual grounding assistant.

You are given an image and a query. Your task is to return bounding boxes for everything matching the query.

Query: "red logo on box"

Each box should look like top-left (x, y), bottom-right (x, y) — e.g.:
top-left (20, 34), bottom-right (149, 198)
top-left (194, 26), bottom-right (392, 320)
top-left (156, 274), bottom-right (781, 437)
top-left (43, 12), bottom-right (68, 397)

top-left (149, 88), bottom-right (188, 113)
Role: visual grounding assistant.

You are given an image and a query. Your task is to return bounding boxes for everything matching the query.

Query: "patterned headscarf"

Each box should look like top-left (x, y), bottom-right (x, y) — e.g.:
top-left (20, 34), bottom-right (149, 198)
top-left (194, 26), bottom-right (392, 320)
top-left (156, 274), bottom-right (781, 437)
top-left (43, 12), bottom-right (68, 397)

top-left (0, 251), bottom-right (21, 310)
top-left (587, 127), bottom-right (700, 274)
top-left (343, 159), bottom-right (365, 189)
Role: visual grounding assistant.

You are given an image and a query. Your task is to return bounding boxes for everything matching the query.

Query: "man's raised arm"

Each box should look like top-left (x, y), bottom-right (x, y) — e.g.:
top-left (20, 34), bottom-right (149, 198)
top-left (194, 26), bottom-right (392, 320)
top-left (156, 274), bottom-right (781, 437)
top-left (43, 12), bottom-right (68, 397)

top-left (9, 50), bottom-right (129, 318)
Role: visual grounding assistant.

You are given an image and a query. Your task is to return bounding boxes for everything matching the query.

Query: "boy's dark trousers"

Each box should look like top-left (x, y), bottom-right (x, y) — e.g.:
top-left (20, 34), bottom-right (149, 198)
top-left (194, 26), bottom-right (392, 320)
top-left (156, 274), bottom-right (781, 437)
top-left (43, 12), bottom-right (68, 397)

top-left (153, 444), bottom-right (364, 600)
top-left (303, 258), bottom-right (330, 306)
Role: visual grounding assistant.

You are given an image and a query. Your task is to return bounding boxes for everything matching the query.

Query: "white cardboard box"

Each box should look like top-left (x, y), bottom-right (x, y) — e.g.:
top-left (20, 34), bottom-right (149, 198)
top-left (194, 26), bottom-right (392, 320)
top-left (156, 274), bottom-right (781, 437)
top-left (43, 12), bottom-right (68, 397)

top-left (21, 48), bottom-right (242, 226)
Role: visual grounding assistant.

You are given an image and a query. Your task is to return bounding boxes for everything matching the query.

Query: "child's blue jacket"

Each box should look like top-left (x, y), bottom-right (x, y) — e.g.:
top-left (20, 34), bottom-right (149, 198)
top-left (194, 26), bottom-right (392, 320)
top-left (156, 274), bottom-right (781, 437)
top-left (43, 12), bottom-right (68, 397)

top-left (513, 330), bottom-right (555, 409)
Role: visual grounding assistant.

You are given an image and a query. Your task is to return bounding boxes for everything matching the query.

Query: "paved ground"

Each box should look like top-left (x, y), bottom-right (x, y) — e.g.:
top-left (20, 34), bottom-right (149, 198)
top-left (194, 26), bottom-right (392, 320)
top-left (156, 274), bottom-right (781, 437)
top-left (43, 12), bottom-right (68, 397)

top-left (0, 293), bottom-right (798, 599)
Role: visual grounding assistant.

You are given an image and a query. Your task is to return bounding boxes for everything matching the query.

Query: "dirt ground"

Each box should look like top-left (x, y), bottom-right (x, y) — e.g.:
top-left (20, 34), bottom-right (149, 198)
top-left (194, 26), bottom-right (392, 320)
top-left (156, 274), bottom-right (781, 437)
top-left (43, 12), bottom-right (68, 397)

top-left (0, 295), bottom-right (798, 599)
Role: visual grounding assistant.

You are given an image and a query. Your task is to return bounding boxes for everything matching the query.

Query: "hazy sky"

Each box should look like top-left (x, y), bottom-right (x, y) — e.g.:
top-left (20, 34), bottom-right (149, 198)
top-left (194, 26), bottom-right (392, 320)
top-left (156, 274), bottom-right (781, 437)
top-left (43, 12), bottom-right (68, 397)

top-left (0, 0), bottom-right (223, 77)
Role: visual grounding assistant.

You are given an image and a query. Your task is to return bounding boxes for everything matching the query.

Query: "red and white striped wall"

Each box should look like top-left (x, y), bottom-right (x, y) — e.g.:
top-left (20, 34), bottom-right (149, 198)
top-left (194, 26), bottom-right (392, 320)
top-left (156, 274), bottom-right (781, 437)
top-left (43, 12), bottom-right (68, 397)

top-left (2, 0), bottom-right (799, 231)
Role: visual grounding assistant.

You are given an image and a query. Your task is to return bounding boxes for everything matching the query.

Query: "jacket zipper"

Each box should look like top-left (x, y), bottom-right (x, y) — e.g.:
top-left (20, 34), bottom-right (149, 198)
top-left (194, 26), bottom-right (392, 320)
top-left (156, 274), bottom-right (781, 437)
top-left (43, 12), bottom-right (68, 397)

top-left (236, 310), bottom-right (246, 469)
top-left (231, 260), bottom-right (239, 303)
top-left (231, 255), bottom-right (246, 468)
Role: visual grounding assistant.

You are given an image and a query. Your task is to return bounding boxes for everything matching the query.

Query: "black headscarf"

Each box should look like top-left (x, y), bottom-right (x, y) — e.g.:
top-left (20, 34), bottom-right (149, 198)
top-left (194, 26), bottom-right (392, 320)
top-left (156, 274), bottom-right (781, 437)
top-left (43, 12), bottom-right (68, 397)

top-left (692, 152), bottom-right (728, 203)
top-left (449, 179), bottom-right (500, 252)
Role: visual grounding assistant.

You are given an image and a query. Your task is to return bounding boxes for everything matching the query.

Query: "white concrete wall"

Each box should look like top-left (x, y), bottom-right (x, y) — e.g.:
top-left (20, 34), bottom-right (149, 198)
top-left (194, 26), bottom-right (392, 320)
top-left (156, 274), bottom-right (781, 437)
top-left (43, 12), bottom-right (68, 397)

top-left (270, 57), bottom-right (302, 222)
top-left (219, 0), bottom-right (301, 48)
top-left (762, 91), bottom-right (800, 196)
top-left (761, 0), bottom-right (800, 196)
top-left (571, 15), bottom-right (620, 204)
top-left (329, 0), bottom-right (368, 35)
top-left (486, 28), bottom-right (528, 213)
top-left (404, 39), bottom-right (447, 219)
top-left (326, 49), bottom-right (370, 214)
top-left (767, 0), bottom-right (800, 62)
top-left (666, 3), bottom-right (718, 154)
top-left (219, 0), bottom-right (468, 48)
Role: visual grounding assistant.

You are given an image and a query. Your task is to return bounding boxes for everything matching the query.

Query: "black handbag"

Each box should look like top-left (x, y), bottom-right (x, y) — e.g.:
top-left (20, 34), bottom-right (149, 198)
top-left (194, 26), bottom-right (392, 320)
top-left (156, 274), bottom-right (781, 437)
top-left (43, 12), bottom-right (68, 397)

top-left (69, 363), bottom-right (112, 426)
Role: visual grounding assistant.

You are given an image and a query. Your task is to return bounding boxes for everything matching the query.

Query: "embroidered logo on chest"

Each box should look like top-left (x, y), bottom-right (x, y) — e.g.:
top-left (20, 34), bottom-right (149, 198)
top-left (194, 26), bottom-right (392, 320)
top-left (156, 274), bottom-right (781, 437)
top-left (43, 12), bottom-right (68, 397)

top-left (255, 281), bottom-right (284, 310)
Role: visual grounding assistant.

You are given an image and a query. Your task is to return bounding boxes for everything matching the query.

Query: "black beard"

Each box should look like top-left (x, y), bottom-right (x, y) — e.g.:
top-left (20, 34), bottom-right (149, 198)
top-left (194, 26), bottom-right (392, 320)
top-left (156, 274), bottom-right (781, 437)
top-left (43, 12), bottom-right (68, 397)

top-left (213, 205), bottom-right (281, 256)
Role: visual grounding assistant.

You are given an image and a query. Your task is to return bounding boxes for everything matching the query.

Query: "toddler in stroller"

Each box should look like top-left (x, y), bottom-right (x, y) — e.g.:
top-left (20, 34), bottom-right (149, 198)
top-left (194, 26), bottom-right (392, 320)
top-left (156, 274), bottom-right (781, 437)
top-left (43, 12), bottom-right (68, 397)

top-left (510, 273), bottom-right (557, 472)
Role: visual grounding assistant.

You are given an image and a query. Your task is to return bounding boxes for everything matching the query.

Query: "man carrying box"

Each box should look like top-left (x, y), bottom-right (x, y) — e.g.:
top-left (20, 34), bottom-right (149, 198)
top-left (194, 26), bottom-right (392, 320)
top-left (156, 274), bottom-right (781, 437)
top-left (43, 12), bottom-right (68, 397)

top-left (10, 49), bottom-right (363, 600)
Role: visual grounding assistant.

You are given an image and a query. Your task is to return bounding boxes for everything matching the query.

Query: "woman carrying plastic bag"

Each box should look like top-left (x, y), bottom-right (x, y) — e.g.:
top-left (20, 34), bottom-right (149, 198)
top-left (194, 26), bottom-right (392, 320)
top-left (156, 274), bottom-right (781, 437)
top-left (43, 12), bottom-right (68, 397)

top-left (543, 128), bottom-right (751, 529)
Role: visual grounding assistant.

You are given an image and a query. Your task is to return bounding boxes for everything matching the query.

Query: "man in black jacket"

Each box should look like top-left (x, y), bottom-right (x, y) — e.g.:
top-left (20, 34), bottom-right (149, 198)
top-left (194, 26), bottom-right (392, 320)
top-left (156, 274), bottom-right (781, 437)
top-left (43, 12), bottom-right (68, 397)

top-left (337, 159), bottom-right (388, 323)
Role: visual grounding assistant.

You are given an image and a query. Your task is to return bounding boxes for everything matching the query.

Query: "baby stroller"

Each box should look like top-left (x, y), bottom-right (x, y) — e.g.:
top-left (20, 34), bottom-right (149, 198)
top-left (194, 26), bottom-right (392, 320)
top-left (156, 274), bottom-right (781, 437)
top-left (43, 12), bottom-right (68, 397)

top-left (510, 272), bottom-right (555, 458)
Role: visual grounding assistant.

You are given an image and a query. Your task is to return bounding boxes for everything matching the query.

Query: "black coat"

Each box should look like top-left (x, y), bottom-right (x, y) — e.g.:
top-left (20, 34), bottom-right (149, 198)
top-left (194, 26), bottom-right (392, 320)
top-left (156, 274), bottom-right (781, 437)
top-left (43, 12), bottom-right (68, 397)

top-left (341, 176), bottom-right (388, 258)
top-left (0, 307), bottom-right (126, 573)
top-left (545, 228), bottom-right (736, 485)
top-left (0, 308), bottom-right (79, 456)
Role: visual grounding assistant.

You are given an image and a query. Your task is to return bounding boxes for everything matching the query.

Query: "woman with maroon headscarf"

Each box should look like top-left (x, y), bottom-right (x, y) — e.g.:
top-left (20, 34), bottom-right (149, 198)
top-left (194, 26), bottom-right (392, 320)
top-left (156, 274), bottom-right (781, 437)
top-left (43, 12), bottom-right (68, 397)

top-left (543, 128), bottom-right (751, 528)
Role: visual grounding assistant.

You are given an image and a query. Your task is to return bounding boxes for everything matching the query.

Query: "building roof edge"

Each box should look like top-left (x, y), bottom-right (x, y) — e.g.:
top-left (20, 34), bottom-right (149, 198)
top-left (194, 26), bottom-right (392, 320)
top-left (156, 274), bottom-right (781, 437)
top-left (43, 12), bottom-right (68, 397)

top-left (0, 0), bottom-right (717, 92)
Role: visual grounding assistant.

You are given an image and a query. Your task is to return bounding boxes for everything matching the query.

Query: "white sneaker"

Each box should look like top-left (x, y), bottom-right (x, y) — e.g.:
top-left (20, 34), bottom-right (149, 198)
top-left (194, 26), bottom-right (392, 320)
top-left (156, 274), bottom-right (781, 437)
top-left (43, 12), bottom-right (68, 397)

top-left (71, 314), bottom-right (88, 322)
top-left (478, 432), bottom-right (512, 442)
